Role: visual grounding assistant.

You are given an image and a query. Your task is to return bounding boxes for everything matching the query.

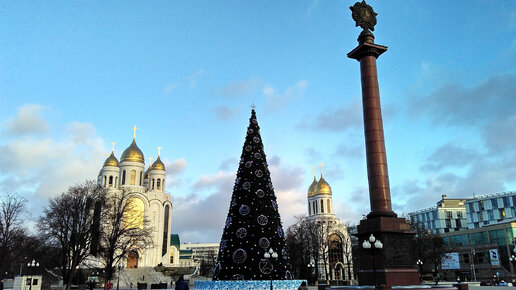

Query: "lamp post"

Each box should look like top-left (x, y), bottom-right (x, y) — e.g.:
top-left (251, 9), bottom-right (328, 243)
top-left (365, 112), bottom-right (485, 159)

top-left (362, 234), bottom-right (383, 289)
top-left (416, 259), bottom-right (423, 283)
top-left (307, 262), bottom-right (315, 285)
top-left (116, 264), bottom-right (124, 290)
top-left (26, 260), bottom-right (39, 290)
top-left (264, 248), bottom-right (278, 290)
top-left (471, 248), bottom-right (476, 282)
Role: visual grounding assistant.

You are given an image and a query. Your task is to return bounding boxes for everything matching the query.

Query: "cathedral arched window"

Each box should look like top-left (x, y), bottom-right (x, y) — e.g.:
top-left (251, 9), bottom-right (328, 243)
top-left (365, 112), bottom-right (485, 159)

top-left (157, 179), bottom-right (161, 190)
top-left (327, 199), bottom-right (331, 213)
top-left (321, 199), bottom-right (324, 213)
top-left (139, 171), bottom-right (143, 186)
top-left (122, 170), bottom-right (126, 185)
top-left (162, 205), bottom-right (170, 256)
top-left (109, 176), bottom-right (113, 187)
top-left (328, 234), bottom-right (344, 275)
top-left (130, 170), bottom-right (136, 185)
top-left (313, 201), bottom-right (317, 214)
top-left (152, 179), bottom-right (155, 190)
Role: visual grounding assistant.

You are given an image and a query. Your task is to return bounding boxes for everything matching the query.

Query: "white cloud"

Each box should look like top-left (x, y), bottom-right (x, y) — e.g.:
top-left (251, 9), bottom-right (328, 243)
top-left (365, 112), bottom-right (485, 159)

top-left (215, 78), bottom-right (262, 98)
top-left (264, 80), bottom-right (309, 111)
top-left (163, 69), bottom-right (206, 94)
top-left (0, 115), bottom-right (105, 201)
top-left (2, 104), bottom-right (49, 136)
top-left (212, 106), bottom-right (240, 121)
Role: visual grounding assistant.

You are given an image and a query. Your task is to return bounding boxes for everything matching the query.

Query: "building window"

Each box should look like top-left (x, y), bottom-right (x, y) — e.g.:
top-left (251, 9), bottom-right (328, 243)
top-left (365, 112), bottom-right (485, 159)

top-left (446, 211), bottom-right (452, 219)
top-left (162, 205), bottom-right (170, 256)
top-left (456, 219), bottom-right (462, 228)
top-left (130, 170), bottom-right (136, 185)
top-left (157, 179), bottom-right (161, 190)
top-left (469, 203), bottom-right (475, 213)
top-left (321, 199), bottom-right (324, 213)
top-left (308, 203), bottom-right (311, 216)
top-left (139, 171), bottom-right (143, 186)
top-left (504, 196), bottom-right (511, 207)
top-left (500, 209), bottom-right (506, 219)
top-left (468, 232), bottom-right (488, 245)
top-left (327, 199), bottom-right (331, 213)
top-left (492, 198), bottom-right (498, 208)
top-left (103, 176), bottom-right (106, 186)
top-left (122, 170), bottom-right (126, 185)
top-left (488, 210), bottom-right (494, 220)
top-left (446, 219), bottom-right (451, 228)
top-left (152, 179), bottom-right (155, 190)
top-left (109, 176), bottom-right (113, 187)
top-left (480, 200), bottom-right (484, 210)
top-left (457, 211), bottom-right (462, 218)
top-left (313, 201), bottom-right (317, 214)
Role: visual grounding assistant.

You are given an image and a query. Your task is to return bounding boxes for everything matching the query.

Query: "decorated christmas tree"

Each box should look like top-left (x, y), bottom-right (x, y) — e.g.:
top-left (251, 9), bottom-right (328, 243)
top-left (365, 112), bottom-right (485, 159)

top-left (213, 108), bottom-right (293, 281)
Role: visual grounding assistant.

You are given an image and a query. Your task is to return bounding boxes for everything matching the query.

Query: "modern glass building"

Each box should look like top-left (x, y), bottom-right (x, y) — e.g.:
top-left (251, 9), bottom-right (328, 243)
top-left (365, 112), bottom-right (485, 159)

top-left (466, 192), bottom-right (516, 229)
top-left (440, 221), bottom-right (516, 282)
top-left (408, 195), bottom-right (470, 234)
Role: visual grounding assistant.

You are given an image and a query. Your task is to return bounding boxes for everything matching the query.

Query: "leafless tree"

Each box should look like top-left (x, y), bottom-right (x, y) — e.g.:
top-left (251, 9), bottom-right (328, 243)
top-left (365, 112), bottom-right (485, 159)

top-left (0, 192), bottom-right (28, 278)
top-left (286, 216), bottom-right (323, 282)
top-left (39, 180), bottom-right (106, 290)
top-left (97, 189), bottom-right (153, 282)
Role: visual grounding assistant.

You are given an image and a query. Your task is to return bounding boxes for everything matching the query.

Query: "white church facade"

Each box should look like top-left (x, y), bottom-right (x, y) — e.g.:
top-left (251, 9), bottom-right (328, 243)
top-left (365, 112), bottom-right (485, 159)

top-left (307, 165), bottom-right (354, 282)
top-left (97, 132), bottom-right (173, 268)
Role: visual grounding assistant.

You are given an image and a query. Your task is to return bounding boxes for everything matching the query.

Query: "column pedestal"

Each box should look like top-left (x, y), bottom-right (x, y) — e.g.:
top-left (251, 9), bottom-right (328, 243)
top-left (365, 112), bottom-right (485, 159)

top-left (356, 217), bottom-right (420, 286)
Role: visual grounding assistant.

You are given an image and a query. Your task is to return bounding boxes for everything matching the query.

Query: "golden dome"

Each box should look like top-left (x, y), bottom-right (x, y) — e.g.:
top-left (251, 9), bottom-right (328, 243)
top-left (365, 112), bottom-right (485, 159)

top-left (103, 152), bottom-right (119, 167)
top-left (120, 139), bottom-right (144, 163)
top-left (151, 156), bottom-right (165, 171)
top-left (314, 176), bottom-right (332, 196)
top-left (307, 176), bottom-right (317, 197)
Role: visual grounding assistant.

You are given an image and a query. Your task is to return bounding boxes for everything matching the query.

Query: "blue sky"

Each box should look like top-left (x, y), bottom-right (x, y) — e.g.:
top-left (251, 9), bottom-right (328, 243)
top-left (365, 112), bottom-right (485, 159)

top-left (1, 1), bottom-right (515, 243)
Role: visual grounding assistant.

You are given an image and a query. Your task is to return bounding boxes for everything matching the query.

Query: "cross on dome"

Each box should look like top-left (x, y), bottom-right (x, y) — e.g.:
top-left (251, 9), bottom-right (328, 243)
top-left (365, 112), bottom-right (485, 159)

top-left (320, 163), bottom-right (324, 176)
top-left (313, 166), bottom-right (317, 178)
top-left (132, 126), bottom-right (139, 139)
top-left (111, 141), bottom-right (116, 152)
top-left (157, 146), bottom-right (162, 156)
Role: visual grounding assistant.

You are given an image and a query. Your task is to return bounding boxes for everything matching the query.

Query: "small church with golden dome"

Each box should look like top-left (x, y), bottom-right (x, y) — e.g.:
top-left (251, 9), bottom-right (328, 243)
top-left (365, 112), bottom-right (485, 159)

top-left (97, 128), bottom-right (173, 268)
top-left (307, 164), bottom-right (354, 282)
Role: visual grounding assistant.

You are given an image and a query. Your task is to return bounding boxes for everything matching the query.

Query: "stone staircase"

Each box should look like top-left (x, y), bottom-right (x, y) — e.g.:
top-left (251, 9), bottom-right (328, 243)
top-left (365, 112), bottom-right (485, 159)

top-left (123, 267), bottom-right (170, 287)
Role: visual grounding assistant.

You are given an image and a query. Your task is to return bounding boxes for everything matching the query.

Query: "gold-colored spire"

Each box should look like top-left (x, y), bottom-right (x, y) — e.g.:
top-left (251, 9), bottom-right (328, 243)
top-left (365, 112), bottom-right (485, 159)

top-left (313, 166), bottom-right (317, 178)
top-left (157, 146), bottom-right (162, 156)
top-left (132, 125), bottom-right (139, 139)
top-left (148, 157), bottom-right (153, 167)
top-left (111, 141), bottom-right (116, 152)
top-left (314, 162), bottom-right (332, 196)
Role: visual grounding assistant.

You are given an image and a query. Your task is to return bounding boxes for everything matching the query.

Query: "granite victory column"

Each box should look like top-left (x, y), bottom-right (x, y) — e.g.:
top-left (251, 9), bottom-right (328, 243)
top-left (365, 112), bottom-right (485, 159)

top-left (347, 1), bottom-right (419, 286)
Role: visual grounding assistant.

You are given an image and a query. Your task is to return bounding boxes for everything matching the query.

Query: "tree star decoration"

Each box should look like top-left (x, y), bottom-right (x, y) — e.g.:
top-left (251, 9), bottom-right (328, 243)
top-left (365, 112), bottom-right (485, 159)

top-left (350, 0), bottom-right (378, 31)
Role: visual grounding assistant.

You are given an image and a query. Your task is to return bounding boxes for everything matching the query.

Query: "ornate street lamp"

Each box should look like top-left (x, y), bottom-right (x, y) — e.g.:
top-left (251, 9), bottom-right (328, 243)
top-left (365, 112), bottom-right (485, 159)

top-left (307, 262), bottom-right (315, 285)
top-left (264, 248), bottom-right (278, 290)
top-left (26, 260), bottom-right (39, 290)
top-left (416, 259), bottom-right (423, 282)
top-left (362, 234), bottom-right (383, 289)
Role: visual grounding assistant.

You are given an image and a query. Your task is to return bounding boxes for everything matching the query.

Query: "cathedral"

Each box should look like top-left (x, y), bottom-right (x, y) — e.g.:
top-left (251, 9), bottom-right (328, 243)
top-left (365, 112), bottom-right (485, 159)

top-left (307, 165), bottom-right (353, 282)
top-left (97, 130), bottom-right (173, 268)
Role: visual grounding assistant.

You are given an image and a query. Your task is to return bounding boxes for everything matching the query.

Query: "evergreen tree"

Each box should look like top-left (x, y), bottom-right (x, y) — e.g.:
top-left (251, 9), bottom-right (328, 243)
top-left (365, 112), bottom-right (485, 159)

top-left (213, 109), bottom-right (293, 281)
